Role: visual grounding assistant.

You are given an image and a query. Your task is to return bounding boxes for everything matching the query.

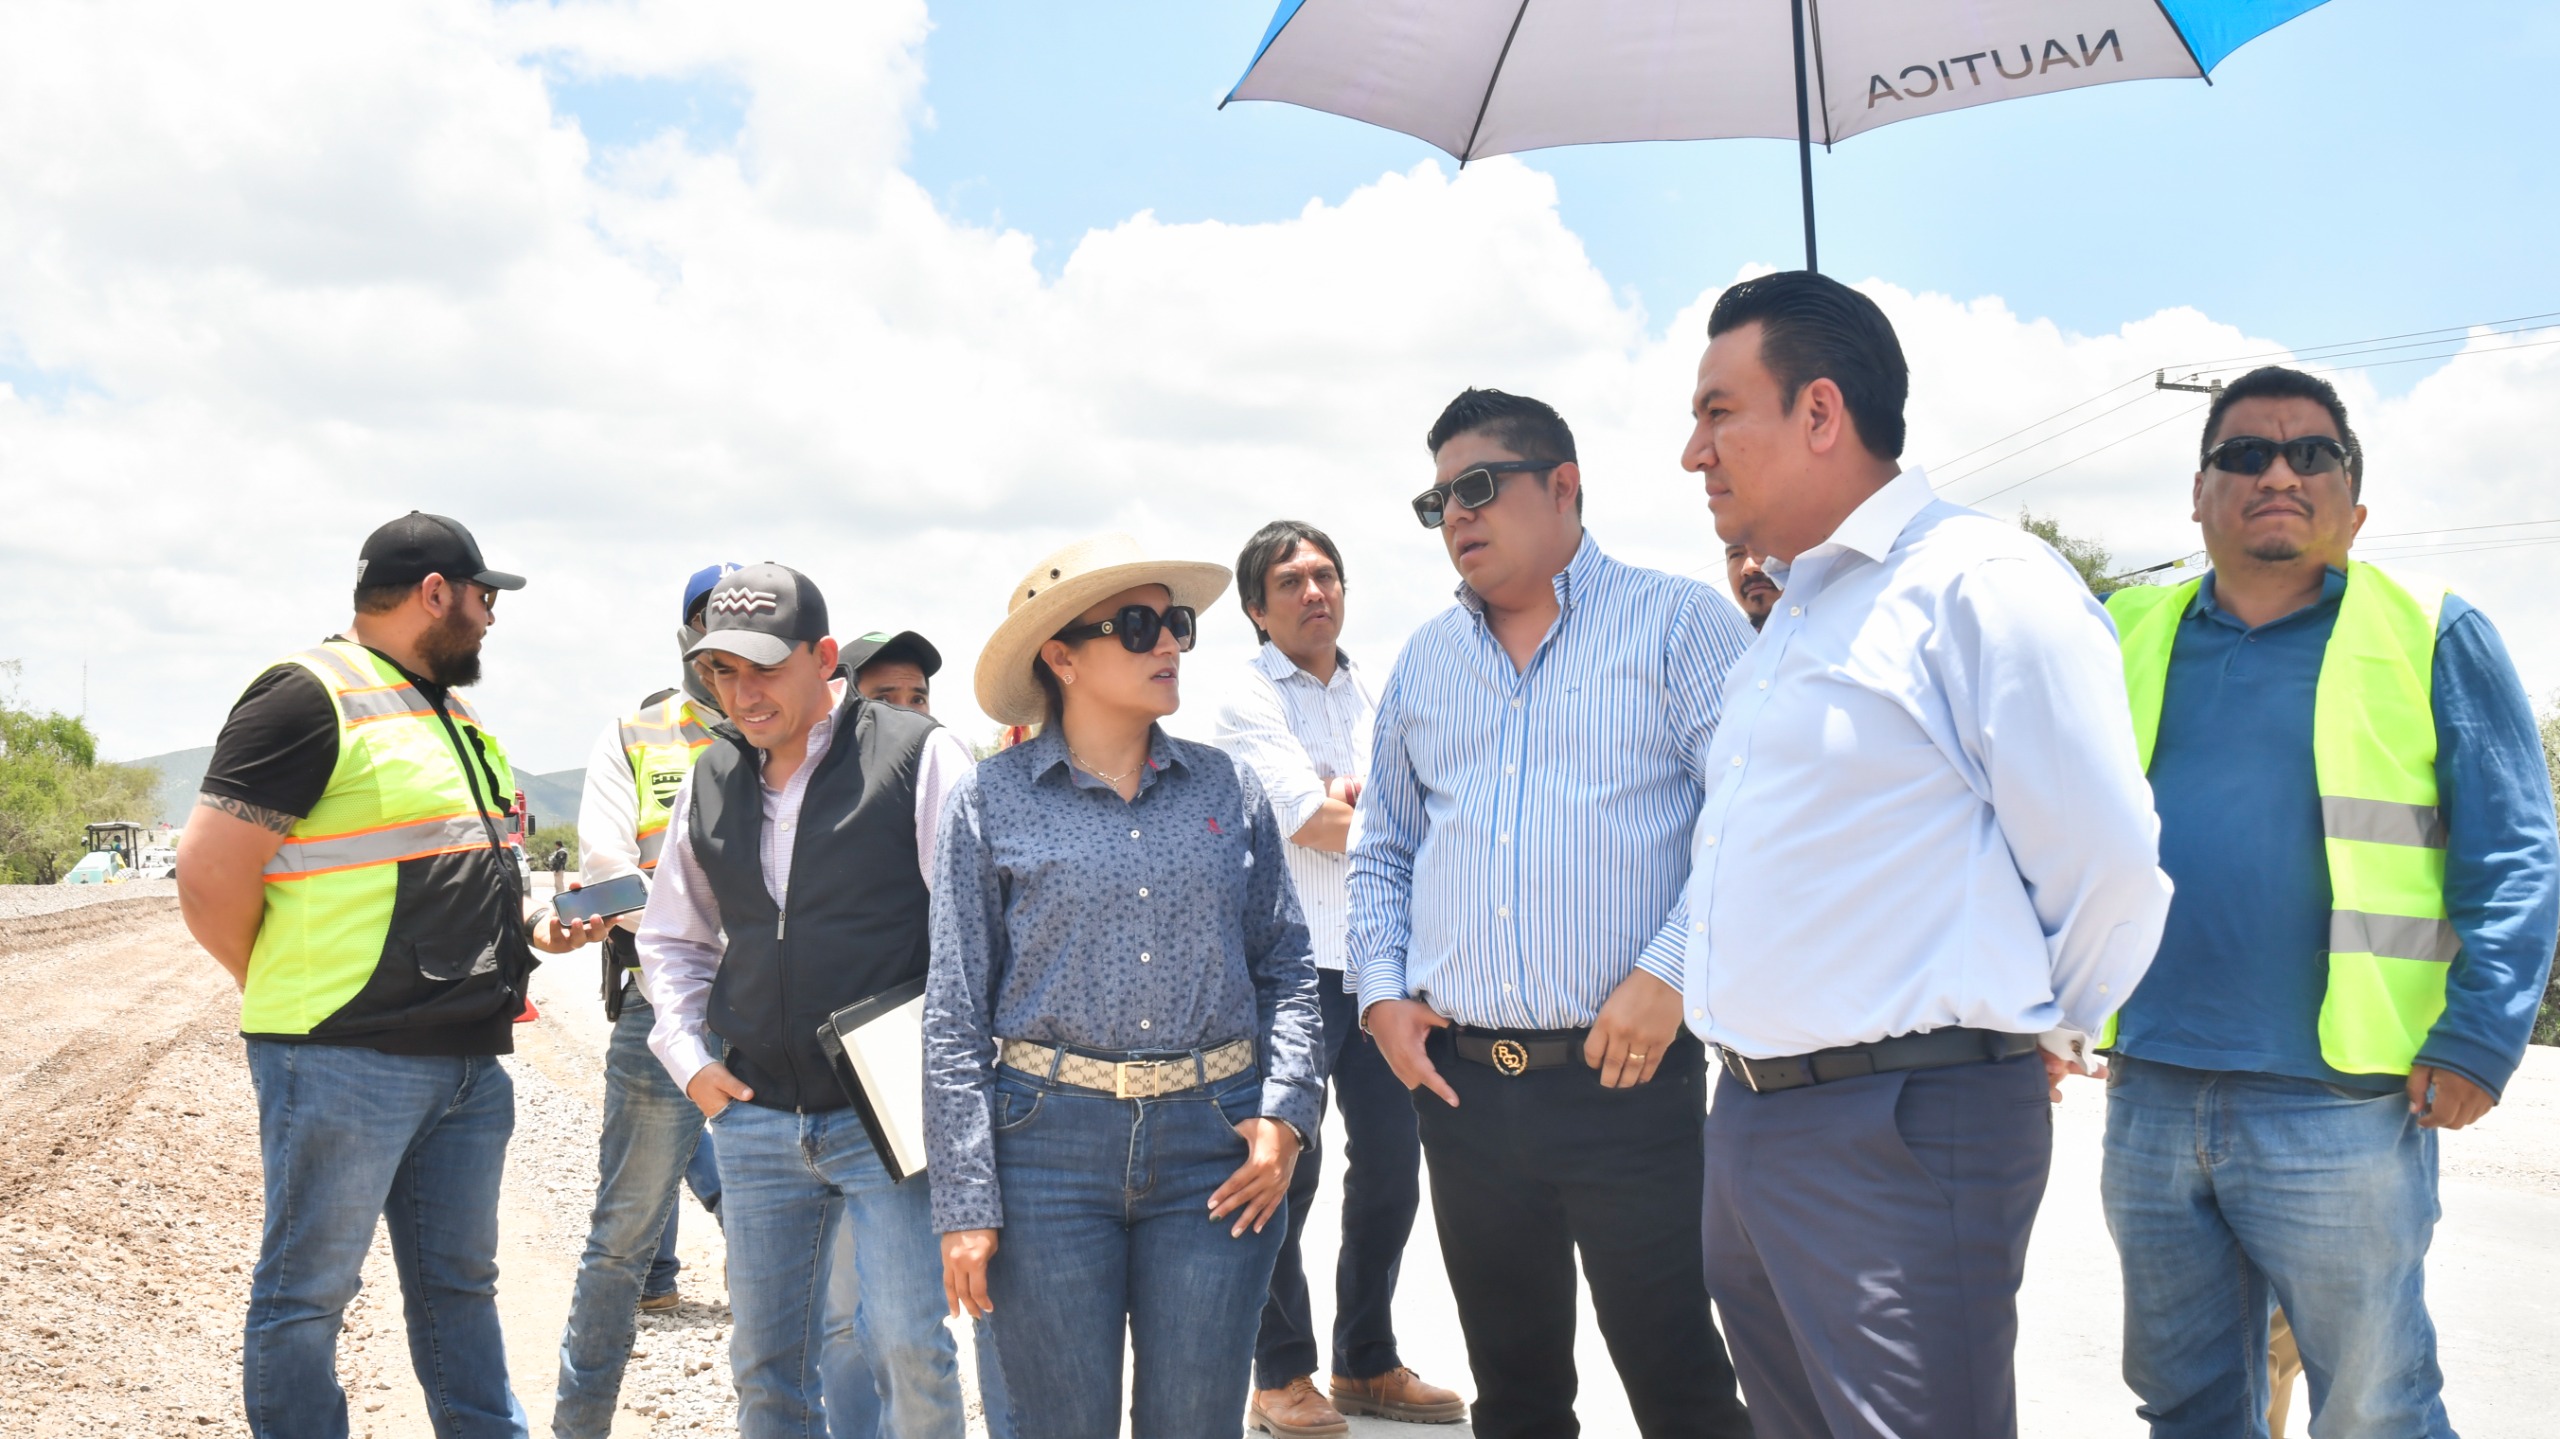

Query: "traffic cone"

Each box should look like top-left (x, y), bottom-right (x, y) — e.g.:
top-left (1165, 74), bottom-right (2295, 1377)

top-left (517, 997), bottom-right (540, 1023)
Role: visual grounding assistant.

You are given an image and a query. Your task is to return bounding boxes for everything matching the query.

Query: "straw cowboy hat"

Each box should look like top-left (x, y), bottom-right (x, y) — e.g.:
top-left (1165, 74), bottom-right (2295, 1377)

top-left (975, 534), bottom-right (1231, 726)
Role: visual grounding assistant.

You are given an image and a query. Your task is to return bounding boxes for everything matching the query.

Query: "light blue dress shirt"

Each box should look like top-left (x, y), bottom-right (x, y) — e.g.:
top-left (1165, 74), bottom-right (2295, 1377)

top-left (1683, 468), bottom-right (2174, 1059)
top-left (1349, 534), bottom-right (1756, 1029)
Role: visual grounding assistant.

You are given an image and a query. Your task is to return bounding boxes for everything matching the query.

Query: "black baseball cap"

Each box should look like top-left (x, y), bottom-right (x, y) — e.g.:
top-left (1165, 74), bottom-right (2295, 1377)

top-left (841, 629), bottom-right (942, 679)
top-left (356, 512), bottom-right (525, 593)
top-left (684, 562), bottom-right (830, 667)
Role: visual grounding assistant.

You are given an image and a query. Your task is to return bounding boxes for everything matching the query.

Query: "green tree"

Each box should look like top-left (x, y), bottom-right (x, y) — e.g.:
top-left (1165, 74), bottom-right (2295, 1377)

top-left (528, 821), bottom-right (580, 866)
top-left (2019, 509), bottom-right (2122, 597)
top-left (0, 683), bottom-right (161, 883)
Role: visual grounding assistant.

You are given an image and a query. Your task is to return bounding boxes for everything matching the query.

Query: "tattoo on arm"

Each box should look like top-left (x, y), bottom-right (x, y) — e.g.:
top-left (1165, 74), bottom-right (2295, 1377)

top-left (198, 793), bottom-right (298, 835)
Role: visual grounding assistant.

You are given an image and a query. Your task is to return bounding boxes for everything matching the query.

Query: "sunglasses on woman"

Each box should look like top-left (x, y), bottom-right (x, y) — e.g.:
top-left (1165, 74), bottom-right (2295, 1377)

top-left (1053, 604), bottom-right (1198, 653)
top-left (1411, 460), bottom-right (1563, 529)
top-left (2204, 434), bottom-right (2351, 478)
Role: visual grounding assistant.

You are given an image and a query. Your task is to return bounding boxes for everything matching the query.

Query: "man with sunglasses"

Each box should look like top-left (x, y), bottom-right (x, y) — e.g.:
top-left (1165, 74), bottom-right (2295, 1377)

top-left (1353, 389), bottom-right (1756, 1437)
top-left (2098, 365), bottom-right (2556, 1439)
top-left (636, 563), bottom-right (986, 1436)
top-left (179, 512), bottom-right (555, 1438)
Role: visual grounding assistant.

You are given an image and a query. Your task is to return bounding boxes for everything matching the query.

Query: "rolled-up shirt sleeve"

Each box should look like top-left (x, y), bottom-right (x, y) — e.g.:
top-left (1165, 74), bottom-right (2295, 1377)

top-left (1946, 556), bottom-right (2174, 1037)
top-left (635, 769), bottom-right (727, 1092)
top-left (1347, 663), bottom-right (1422, 1013)
top-left (1215, 675), bottom-right (1330, 838)
top-left (924, 772), bottom-right (1007, 1233)
top-left (1236, 761), bottom-right (1323, 1139)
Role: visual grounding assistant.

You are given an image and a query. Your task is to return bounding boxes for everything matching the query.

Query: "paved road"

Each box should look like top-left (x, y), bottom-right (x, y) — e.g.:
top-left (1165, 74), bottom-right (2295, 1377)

top-left (522, 919), bottom-right (2560, 1437)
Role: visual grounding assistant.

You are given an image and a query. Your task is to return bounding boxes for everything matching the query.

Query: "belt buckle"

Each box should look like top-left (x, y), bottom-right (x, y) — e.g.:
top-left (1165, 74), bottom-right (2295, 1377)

top-left (1489, 1038), bottom-right (1530, 1077)
top-left (1115, 1059), bottom-right (1166, 1099)
top-left (1720, 1047), bottom-right (1766, 1093)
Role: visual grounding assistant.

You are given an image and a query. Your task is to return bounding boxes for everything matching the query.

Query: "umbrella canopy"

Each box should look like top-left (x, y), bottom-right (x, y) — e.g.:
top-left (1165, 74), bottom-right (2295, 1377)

top-left (1225, 0), bottom-right (2332, 266)
top-left (1228, 0), bottom-right (2328, 157)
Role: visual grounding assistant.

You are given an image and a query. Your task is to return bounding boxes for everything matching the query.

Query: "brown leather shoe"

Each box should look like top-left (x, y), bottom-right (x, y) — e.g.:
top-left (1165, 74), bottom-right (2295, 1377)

top-left (1332, 1367), bottom-right (1467, 1424)
top-left (1249, 1375), bottom-right (1350, 1437)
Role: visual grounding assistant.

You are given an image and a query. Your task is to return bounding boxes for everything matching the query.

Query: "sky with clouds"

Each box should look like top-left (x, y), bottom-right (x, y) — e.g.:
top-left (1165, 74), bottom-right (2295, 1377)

top-left (3, 0), bottom-right (2556, 776)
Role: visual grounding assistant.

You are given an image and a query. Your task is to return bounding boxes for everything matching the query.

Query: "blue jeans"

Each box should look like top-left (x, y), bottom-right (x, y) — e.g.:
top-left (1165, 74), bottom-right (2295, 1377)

top-left (1255, 981), bottom-right (1423, 1388)
top-left (643, 1135), bottom-right (722, 1297)
top-left (2102, 1056), bottom-right (2452, 1439)
top-left (711, 1099), bottom-right (966, 1439)
top-left (984, 1061), bottom-right (1285, 1439)
top-left (243, 1039), bottom-right (526, 1439)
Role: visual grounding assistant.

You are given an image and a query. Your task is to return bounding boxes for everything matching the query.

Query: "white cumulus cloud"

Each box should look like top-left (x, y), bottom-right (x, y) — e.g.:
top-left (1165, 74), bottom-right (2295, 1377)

top-left (1, 0), bottom-right (2551, 783)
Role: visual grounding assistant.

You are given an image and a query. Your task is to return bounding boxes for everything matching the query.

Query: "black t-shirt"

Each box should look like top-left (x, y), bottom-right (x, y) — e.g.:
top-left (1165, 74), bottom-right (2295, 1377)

top-left (204, 642), bottom-right (512, 1057)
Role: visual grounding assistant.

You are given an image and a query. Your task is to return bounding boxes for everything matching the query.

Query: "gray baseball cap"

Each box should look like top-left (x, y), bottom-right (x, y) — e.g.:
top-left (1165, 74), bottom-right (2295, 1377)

top-left (683, 563), bottom-right (830, 667)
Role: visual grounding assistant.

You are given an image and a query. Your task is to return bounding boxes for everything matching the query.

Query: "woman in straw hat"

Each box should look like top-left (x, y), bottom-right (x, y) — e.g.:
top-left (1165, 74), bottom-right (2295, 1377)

top-left (922, 534), bottom-right (1324, 1436)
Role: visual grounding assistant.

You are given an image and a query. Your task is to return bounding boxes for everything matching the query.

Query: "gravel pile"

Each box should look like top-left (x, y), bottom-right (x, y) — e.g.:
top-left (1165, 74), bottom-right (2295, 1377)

top-left (0, 879), bottom-right (178, 922)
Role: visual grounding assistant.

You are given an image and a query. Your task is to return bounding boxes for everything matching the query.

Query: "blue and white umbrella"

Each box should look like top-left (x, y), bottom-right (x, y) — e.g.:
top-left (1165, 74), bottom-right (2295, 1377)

top-left (1225, 0), bottom-right (2333, 269)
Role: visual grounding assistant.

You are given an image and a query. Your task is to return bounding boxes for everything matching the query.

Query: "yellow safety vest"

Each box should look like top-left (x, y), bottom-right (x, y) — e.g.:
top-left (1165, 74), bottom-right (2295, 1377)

top-left (244, 640), bottom-right (526, 1037)
top-left (619, 693), bottom-right (715, 871)
top-left (2106, 562), bottom-right (2452, 1075)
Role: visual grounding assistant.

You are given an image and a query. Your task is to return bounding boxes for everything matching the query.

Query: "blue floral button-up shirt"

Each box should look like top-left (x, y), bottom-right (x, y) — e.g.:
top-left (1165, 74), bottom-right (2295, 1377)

top-left (923, 725), bottom-right (1321, 1233)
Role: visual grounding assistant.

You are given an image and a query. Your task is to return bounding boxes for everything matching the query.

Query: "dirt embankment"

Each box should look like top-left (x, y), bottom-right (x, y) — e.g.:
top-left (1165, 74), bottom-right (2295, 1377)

top-left (0, 893), bottom-right (998, 1438)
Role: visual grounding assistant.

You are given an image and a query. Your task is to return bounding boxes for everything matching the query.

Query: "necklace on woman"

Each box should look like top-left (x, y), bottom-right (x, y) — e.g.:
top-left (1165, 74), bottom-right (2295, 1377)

top-left (1068, 746), bottom-right (1138, 786)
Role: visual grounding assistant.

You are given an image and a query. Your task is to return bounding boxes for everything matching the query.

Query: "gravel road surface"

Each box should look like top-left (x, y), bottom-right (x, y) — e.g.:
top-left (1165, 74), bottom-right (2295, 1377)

top-left (1, 886), bottom-right (2552, 1436)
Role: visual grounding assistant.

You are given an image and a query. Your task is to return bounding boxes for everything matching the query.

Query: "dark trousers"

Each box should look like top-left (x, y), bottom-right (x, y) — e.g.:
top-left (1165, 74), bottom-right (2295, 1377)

top-left (1417, 1028), bottom-right (1750, 1439)
top-left (1254, 981), bottom-right (1425, 1388)
top-left (1701, 1052), bottom-right (2052, 1439)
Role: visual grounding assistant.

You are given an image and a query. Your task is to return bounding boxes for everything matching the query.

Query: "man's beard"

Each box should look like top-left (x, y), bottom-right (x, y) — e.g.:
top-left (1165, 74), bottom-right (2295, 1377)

top-left (2247, 538), bottom-right (2305, 563)
top-left (415, 609), bottom-right (484, 687)
top-left (1748, 611), bottom-right (1768, 631)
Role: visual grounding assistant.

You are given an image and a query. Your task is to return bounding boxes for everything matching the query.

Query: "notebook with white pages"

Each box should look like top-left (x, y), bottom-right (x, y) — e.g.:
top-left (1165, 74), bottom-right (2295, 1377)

top-left (815, 975), bottom-right (930, 1183)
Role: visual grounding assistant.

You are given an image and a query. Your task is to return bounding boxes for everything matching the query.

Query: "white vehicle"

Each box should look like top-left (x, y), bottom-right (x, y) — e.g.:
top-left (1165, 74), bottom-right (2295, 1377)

top-left (135, 848), bottom-right (178, 881)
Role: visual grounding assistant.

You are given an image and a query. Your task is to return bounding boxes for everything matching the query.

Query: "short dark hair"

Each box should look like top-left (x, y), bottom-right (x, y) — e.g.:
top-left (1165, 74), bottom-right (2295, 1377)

top-left (353, 579), bottom-right (418, 615)
top-left (1426, 388), bottom-right (1582, 515)
top-left (1235, 521), bottom-right (1346, 643)
top-left (2201, 365), bottom-right (2364, 498)
top-left (1705, 271), bottom-right (1908, 460)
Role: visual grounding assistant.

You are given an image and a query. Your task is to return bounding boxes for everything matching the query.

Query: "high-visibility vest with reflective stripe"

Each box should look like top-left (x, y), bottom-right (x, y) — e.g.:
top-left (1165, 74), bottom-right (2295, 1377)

top-left (619, 694), bottom-right (714, 871)
top-left (2104, 562), bottom-right (2451, 1075)
top-left (242, 640), bottom-right (520, 1036)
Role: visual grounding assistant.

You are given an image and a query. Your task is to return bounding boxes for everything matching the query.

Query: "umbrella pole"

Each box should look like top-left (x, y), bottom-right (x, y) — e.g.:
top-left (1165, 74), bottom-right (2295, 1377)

top-left (1791, 0), bottom-right (1818, 272)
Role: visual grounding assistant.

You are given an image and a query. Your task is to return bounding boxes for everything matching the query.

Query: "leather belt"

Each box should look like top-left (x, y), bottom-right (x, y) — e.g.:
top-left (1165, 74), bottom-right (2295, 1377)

top-left (997, 1037), bottom-right (1255, 1099)
top-left (1717, 1027), bottom-right (2040, 1094)
top-left (1449, 1027), bottom-right (1589, 1077)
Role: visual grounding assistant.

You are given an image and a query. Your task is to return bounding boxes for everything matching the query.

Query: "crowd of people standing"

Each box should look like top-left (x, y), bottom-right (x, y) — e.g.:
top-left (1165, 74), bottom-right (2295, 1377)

top-left (177, 269), bottom-right (2556, 1439)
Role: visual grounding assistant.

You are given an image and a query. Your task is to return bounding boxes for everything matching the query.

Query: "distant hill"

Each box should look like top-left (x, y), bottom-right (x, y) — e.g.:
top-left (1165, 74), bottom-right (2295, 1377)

top-left (125, 745), bottom-right (586, 831)
top-left (516, 769), bottom-right (585, 832)
top-left (127, 746), bottom-right (214, 825)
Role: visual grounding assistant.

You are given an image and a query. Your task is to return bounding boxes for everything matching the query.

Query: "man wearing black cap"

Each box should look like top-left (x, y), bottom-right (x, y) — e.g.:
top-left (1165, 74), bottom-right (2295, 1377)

top-left (178, 512), bottom-right (596, 1439)
top-left (843, 630), bottom-right (941, 716)
top-left (635, 564), bottom-right (982, 1437)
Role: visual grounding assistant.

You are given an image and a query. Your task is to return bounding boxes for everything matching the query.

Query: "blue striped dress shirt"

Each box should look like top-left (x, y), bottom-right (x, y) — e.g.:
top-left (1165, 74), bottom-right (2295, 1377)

top-left (1348, 534), bottom-right (1755, 1028)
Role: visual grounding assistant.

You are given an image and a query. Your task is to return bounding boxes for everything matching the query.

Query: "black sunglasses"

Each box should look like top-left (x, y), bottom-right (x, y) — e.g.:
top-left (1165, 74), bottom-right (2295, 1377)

top-left (1053, 604), bottom-right (1198, 653)
top-left (1412, 461), bottom-right (1562, 529)
top-left (2205, 434), bottom-right (2351, 479)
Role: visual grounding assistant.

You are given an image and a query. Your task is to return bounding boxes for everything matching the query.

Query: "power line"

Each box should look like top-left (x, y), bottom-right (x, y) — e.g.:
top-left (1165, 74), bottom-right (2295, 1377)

top-left (2158, 309), bottom-right (2560, 375)
top-left (1925, 304), bottom-right (2560, 506)
top-left (1957, 402), bottom-right (2208, 508)
top-left (1924, 373), bottom-right (2152, 475)
top-left (1931, 387), bottom-right (2167, 489)
top-left (2362, 517), bottom-right (2560, 541)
